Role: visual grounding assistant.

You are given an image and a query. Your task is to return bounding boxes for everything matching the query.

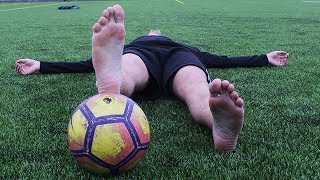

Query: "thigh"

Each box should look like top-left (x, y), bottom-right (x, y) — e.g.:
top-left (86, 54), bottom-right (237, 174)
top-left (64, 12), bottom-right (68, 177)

top-left (122, 52), bottom-right (164, 99)
top-left (122, 53), bottom-right (150, 91)
top-left (164, 51), bottom-right (210, 95)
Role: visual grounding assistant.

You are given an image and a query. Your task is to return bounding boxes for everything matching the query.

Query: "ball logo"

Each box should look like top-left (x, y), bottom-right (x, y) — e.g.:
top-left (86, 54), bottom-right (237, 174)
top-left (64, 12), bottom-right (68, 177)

top-left (103, 97), bottom-right (112, 104)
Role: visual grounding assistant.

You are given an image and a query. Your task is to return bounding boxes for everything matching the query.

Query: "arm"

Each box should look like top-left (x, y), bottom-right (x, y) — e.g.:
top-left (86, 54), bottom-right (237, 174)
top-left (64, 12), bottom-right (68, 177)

top-left (15, 58), bottom-right (94, 75)
top-left (40, 58), bottom-right (94, 73)
top-left (201, 51), bottom-right (289, 68)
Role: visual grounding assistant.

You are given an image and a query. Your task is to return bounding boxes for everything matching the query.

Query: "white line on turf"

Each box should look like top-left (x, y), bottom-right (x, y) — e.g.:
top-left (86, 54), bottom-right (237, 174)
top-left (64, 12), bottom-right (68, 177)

top-left (0, 3), bottom-right (63, 13)
top-left (176, 0), bottom-right (184, 4)
top-left (304, 1), bottom-right (320, 3)
top-left (0, 3), bottom-right (30, 7)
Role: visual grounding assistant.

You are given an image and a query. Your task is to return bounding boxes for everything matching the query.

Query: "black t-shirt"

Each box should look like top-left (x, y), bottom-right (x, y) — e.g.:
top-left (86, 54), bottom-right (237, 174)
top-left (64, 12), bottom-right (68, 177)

top-left (40, 36), bottom-right (268, 73)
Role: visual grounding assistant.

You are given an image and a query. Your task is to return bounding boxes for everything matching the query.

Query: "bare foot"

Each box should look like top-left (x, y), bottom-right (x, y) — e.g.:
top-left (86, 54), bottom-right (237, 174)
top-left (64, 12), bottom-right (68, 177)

top-left (209, 79), bottom-right (244, 152)
top-left (15, 59), bottom-right (40, 75)
top-left (92, 4), bottom-right (126, 94)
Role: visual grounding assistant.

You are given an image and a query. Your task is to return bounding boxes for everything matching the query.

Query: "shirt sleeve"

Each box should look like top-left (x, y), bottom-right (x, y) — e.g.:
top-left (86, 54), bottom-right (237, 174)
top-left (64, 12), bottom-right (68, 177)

top-left (39, 58), bottom-right (94, 73)
top-left (201, 52), bottom-right (269, 68)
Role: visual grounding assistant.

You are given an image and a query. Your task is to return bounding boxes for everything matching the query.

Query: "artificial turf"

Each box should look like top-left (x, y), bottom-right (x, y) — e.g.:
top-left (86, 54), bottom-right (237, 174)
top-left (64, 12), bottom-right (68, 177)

top-left (0, 0), bottom-right (319, 178)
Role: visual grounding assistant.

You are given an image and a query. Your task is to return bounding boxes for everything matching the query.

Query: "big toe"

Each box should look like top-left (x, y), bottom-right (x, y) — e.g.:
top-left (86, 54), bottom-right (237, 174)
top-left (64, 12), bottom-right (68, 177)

top-left (113, 4), bottom-right (125, 23)
top-left (209, 79), bottom-right (222, 96)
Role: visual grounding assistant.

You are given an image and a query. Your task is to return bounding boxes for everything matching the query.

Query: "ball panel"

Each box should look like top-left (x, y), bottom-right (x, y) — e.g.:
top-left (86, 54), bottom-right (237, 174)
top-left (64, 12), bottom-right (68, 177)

top-left (75, 156), bottom-right (110, 174)
top-left (119, 149), bottom-right (148, 173)
top-left (86, 94), bottom-right (127, 117)
top-left (91, 123), bottom-right (134, 166)
top-left (68, 109), bottom-right (88, 150)
top-left (131, 104), bottom-right (151, 144)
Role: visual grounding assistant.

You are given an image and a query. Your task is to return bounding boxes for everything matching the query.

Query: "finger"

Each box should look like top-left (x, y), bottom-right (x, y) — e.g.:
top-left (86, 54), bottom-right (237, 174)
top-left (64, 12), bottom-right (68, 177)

top-left (280, 56), bottom-right (287, 60)
top-left (276, 51), bottom-right (287, 56)
top-left (276, 50), bottom-right (286, 54)
top-left (16, 66), bottom-right (22, 74)
top-left (15, 64), bottom-right (22, 73)
top-left (15, 64), bottom-right (19, 73)
top-left (279, 61), bottom-right (286, 66)
top-left (16, 59), bottom-right (27, 65)
top-left (20, 67), bottom-right (26, 75)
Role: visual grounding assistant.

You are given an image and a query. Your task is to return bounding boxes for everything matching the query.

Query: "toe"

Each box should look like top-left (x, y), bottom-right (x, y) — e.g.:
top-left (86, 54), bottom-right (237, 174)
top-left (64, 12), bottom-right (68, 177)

top-left (113, 4), bottom-right (125, 23)
top-left (221, 80), bottom-right (230, 89)
top-left (230, 91), bottom-right (239, 101)
top-left (209, 79), bottom-right (222, 96)
top-left (227, 83), bottom-right (235, 93)
top-left (235, 98), bottom-right (244, 107)
top-left (92, 23), bottom-right (101, 33)
top-left (98, 16), bottom-right (107, 26)
top-left (102, 9), bottom-right (110, 20)
top-left (107, 7), bottom-right (115, 22)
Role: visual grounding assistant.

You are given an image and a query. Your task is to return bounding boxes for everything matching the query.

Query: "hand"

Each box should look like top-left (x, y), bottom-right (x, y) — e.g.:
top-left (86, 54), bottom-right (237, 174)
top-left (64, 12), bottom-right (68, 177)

top-left (266, 51), bottom-right (289, 67)
top-left (15, 59), bottom-right (40, 75)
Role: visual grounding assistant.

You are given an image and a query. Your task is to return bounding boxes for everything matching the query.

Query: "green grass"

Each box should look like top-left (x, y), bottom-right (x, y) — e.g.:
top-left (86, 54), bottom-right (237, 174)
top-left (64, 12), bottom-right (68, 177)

top-left (1, 0), bottom-right (320, 178)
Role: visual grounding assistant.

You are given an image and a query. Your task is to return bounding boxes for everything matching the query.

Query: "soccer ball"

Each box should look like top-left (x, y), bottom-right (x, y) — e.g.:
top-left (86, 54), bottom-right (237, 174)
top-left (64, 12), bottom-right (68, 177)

top-left (67, 93), bottom-right (151, 175)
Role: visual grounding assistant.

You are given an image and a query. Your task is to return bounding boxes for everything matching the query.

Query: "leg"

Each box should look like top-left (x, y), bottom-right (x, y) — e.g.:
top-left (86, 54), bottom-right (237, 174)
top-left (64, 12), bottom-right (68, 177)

top-left (92, 4), bottom-right (150, 96)
top-left (172, 66), bottom-right (244, 152)
top-left (120, 53), bottom-right (150, 96)
top-left (92, 4), bottom-right (126, 94)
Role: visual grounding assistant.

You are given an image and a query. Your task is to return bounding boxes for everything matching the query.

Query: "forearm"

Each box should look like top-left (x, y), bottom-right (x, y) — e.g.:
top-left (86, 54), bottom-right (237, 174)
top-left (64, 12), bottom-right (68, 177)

top-left (201, 52), bottom-right (269, 68)
top-left (39, 58), bottom-right (94, 73)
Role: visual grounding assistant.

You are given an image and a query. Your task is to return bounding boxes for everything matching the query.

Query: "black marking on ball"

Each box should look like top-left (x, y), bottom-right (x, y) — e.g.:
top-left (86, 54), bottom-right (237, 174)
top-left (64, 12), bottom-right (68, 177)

top-left (103, 97), bottom-right (112, 104)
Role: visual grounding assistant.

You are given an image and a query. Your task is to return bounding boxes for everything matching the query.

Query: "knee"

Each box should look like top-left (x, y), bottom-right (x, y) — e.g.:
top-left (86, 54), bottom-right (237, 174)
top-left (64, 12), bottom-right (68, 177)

top-left (172, 66), bottom-right (208, 99)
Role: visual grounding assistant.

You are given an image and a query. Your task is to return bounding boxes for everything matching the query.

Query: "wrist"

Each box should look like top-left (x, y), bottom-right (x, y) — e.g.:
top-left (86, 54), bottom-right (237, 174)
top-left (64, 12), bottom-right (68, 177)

top-left (266, 53), bottom-right (271, 64)
top-left (35, 61), bottom-right (41, 72)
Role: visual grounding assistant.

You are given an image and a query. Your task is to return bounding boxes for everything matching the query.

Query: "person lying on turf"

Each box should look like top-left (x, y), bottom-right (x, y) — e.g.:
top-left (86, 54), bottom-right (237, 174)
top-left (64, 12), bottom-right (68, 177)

top-left (15, 4), bottom-right (289, 152)
top-left (15, 34), bottom-right (288, 76)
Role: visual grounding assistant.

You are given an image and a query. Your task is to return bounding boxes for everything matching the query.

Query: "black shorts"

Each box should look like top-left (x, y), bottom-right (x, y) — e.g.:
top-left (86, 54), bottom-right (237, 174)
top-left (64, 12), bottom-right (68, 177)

top-left (123, 36), bottom-right (210, 98)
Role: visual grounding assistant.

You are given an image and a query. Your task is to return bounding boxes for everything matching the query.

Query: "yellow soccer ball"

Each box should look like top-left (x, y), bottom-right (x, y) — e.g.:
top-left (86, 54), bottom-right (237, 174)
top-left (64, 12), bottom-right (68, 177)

top-left (68, 93), bottom-right (151, 175)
